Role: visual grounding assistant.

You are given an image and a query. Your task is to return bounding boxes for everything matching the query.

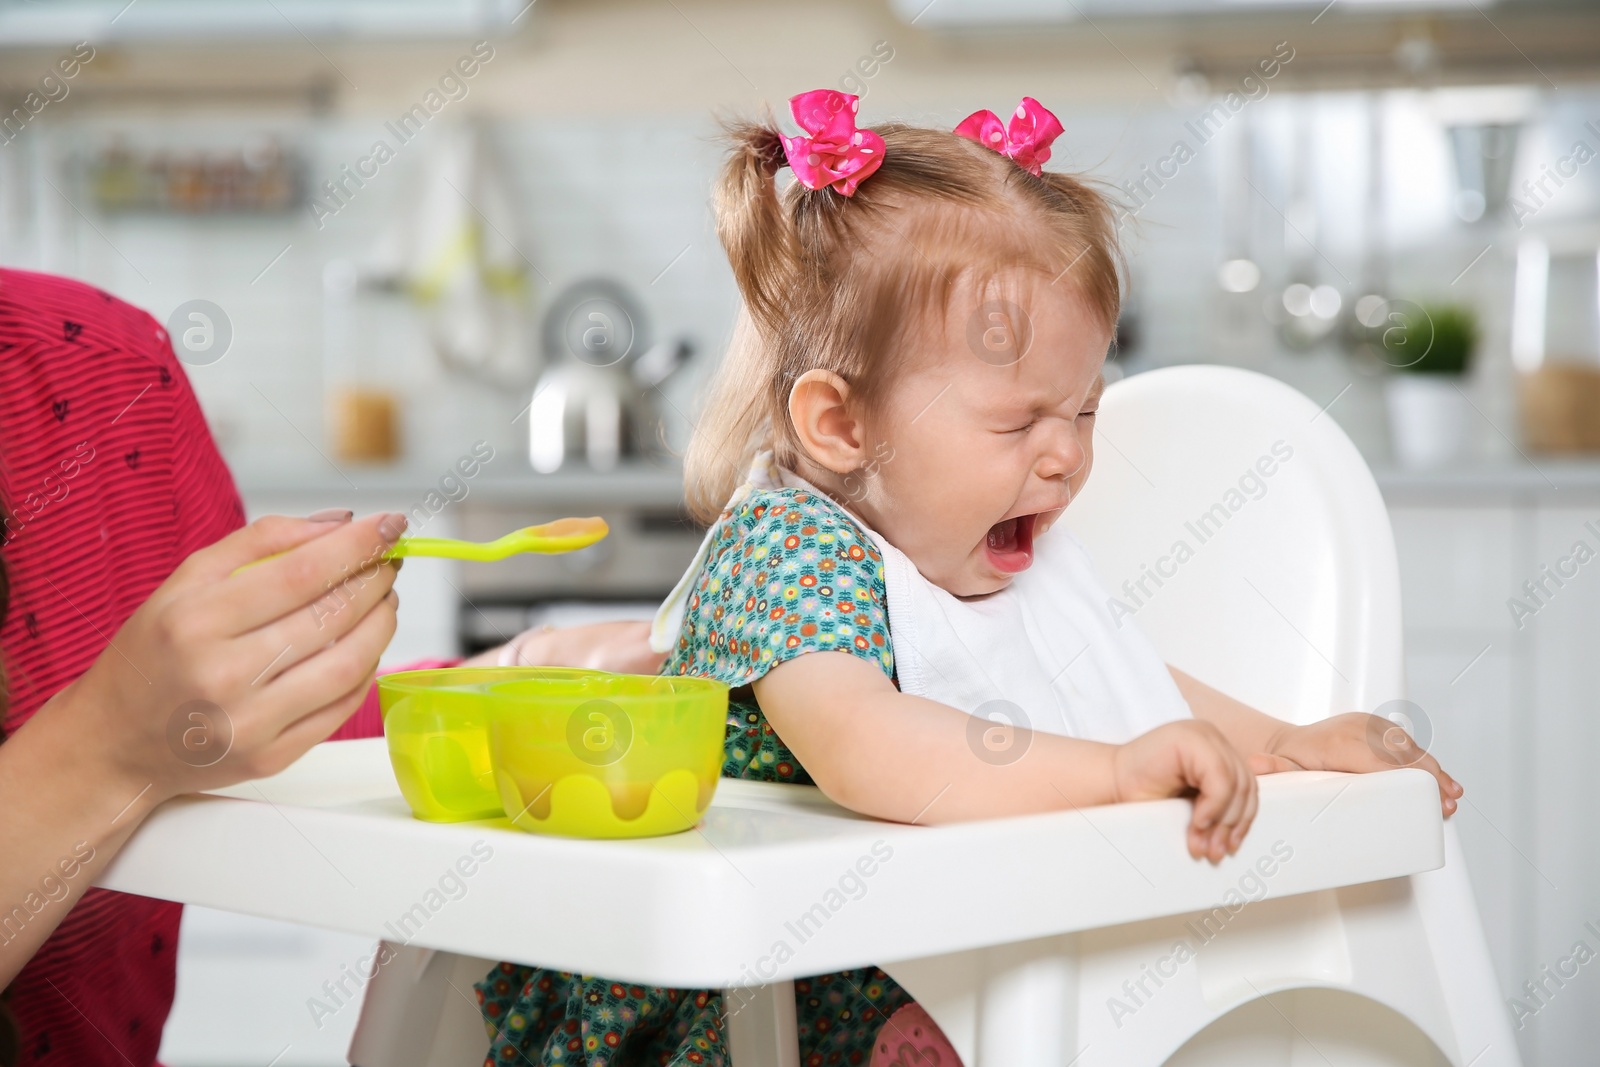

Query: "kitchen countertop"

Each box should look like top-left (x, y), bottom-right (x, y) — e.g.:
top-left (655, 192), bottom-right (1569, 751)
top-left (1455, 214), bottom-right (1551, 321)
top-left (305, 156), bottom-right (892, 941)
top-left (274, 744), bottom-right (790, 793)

top-left (227, 460), bottom-right (689, 510)
top-left (229, 457), bottom-right (1600, 510)
top-left (1371, 457), bottom-right (1600, 502)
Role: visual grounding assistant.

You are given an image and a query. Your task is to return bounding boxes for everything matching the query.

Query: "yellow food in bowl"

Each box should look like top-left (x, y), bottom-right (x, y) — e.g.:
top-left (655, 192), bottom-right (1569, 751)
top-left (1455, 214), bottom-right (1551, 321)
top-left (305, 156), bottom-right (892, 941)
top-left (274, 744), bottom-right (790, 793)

top-left (378, 666), bottom-right (602, 822)
top-left (484, 673), bottom-right (729, 839)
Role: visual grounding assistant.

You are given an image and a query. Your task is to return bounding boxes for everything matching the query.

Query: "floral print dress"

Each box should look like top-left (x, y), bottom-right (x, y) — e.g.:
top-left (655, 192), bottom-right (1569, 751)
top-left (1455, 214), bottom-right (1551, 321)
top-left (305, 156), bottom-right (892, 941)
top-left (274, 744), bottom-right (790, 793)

top-left (476, 485), bottom-right (919, 1067)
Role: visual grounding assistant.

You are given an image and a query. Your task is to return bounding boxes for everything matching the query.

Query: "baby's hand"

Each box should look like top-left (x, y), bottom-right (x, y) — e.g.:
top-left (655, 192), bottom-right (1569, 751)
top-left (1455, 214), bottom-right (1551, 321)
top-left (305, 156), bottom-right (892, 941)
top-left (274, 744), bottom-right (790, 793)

top-left (1112, 720), bottom-right (1258, 863)
top-left (1247, 713), bottom-right (1463, 818)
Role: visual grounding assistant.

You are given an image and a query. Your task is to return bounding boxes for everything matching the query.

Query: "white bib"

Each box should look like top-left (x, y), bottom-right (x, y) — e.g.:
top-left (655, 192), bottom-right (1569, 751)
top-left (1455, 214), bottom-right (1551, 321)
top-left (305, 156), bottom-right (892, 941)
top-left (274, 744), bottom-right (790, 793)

top-left (868, 525), bottom-right (1191, 744)
top-left (652, 452), bottom-right (1191, 743)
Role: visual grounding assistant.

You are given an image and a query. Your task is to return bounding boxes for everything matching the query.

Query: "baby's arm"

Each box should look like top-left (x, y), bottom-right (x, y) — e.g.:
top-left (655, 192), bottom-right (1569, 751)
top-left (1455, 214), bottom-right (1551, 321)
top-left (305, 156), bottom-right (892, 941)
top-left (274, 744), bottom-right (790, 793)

top-left (460, 620), bottom-right (666, 674)
top-left (756, 651), bottom-right (1260, 861)
top-left (1170, 667), bottom-right (1462, 817)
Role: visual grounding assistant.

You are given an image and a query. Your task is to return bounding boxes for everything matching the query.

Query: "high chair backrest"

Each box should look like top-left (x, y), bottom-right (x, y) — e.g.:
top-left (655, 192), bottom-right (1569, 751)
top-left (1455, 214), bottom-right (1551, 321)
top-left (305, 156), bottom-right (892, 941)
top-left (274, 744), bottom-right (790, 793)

top-left (1063, 365), bottom-right (1403, 725)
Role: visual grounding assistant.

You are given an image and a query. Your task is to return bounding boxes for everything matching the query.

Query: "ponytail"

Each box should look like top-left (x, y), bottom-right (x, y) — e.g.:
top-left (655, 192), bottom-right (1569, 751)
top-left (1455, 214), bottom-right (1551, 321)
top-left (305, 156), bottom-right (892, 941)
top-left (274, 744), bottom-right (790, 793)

top-left (713, 121), bottom-right (796, 332)
top-left (683, 310), bottom-right (770, 525)
top-left (685, 120), bottom-right (801, 525)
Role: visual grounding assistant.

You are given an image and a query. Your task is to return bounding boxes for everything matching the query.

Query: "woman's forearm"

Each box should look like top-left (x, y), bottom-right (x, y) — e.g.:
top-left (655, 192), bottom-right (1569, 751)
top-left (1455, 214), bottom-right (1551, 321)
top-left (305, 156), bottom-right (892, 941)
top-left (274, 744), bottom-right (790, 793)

top-left (0, 684), bottom-right (164, 985)
top-left (755, 651), bottom-right (1119, 824)
top-left (1170, 666), bottom-right (1287, 756)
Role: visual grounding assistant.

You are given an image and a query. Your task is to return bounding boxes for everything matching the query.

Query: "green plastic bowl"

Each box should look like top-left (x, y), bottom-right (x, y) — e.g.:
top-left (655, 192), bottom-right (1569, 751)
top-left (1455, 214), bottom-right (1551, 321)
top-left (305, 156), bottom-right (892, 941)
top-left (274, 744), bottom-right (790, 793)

top-left (378, 667), bottom-right (602, 822)
top-left (484, 673), bottom-right (729, 839)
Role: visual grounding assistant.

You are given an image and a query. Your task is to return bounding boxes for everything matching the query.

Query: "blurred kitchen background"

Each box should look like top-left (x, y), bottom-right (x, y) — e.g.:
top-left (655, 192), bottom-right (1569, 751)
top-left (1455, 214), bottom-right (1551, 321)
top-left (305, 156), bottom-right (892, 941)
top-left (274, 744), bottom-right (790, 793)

top-left (4, 0), bottom-right (1600, 1064)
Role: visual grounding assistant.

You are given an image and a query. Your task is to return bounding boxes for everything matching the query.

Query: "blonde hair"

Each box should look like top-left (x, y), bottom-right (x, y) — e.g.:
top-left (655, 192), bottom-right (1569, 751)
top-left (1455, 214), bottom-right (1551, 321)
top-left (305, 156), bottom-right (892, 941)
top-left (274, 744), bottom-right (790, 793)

top-left (684, 119), bottom-right (1124, 525)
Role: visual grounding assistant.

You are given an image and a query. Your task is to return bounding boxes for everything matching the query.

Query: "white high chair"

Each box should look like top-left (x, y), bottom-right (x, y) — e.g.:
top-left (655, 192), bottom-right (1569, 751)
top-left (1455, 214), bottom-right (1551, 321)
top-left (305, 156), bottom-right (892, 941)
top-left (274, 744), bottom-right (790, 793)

top-left (874, 363), bottom-right (1520, 1066)
top-left (96, 367), bottom-right (1517, 1067)
top-left (337, 365), bottom-right (1515, 1067)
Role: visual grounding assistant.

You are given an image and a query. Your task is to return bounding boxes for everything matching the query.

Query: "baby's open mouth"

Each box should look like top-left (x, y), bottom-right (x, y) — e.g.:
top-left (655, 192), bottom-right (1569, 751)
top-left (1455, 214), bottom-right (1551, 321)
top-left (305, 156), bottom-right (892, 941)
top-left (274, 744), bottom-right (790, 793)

top-left (984, 513), bottom-right (1037, 574)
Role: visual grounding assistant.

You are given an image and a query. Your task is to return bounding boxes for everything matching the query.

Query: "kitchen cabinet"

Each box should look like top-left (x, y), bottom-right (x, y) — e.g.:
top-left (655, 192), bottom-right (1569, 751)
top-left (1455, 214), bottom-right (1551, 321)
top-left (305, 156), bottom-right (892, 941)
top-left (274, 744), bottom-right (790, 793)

top-left (1383, 465), bottom-right (1600, 1067)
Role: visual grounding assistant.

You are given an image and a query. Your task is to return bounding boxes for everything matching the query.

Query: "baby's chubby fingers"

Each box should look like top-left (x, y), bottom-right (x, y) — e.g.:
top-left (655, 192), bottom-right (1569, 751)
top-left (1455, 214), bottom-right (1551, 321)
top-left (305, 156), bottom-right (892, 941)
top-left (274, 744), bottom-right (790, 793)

top-left (1229, 773), bottom-right (1261, 851)
top-left (1269, 713), bottom-right (1465, 819)
top-left (1349, 713), bottom-right (1464, 817)
top-left (1185, 744), bottom-right (1251, 863)
top-left (1408, 749), bottom-right (1463, 817)
top-left (1111, 720), bottom-right (1263, 861)
top-left (1378, 731), bottom-right (1463, 817)
top-left (1208, 761), bottom-right (1257, 862)
top-left (1201, 770), bottom-right (1242, 862)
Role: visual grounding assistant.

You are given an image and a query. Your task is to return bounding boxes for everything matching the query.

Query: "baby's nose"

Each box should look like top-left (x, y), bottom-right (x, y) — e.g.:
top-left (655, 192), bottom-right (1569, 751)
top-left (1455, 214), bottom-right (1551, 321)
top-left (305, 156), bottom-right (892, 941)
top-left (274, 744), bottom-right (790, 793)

top-left (1035, 423), bottom-right (1086, 479)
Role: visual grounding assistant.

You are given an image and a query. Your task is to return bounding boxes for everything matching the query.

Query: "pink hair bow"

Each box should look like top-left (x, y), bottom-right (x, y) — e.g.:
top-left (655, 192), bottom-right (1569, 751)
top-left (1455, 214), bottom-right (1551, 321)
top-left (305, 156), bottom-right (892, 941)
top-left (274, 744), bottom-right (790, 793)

top-left (953, 97), bottom-right (1065, 176)
top-left (780, 89), bottom-right (885, 197)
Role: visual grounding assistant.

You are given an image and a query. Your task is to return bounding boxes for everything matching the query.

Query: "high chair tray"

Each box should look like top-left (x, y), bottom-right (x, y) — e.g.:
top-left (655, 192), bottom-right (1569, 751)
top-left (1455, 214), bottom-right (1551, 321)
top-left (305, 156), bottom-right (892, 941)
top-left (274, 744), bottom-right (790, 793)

top-left (96, 738), bottom-right (1443, 987)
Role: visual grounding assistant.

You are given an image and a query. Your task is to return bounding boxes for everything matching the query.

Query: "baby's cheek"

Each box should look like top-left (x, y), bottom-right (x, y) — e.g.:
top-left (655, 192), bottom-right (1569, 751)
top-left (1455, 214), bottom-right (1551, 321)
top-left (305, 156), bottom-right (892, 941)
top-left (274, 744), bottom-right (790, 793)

top-left (1070, 445), bottom-right (1095, 498)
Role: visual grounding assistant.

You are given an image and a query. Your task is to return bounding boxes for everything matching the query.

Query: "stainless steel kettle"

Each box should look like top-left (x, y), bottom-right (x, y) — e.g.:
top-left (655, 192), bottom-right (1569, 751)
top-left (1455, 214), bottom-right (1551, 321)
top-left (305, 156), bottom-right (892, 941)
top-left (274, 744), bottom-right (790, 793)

top-left (526, 278), bottom-right (689, 473)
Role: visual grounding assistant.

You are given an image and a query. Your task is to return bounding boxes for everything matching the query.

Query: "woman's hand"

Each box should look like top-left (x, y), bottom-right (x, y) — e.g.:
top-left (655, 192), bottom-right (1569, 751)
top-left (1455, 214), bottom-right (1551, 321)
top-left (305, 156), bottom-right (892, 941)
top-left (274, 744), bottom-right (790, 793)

top-left (1248, 713), bottom-right (1464, 818)
top-left (0, 511), bottom-right (404, 983)
top-left (57, 510), bottom-right (404, 806)
top-left (467, 619), bottom-right (665, 675)
top-left (1112, 719), bottom-right (1259, 863)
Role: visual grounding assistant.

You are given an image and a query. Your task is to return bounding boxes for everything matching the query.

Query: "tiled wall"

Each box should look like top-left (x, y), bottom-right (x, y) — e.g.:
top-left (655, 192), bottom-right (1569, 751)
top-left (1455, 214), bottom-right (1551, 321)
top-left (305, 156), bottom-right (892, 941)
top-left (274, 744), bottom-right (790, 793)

top-left (3, 87), bottom-right (1599, 486)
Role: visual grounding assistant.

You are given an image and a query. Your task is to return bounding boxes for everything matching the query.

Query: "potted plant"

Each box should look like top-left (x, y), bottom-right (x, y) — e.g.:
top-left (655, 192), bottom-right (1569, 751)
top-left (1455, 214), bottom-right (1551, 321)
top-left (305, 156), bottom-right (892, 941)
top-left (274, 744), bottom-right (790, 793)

top-left (1382, 303), bottom-right (1479, 469)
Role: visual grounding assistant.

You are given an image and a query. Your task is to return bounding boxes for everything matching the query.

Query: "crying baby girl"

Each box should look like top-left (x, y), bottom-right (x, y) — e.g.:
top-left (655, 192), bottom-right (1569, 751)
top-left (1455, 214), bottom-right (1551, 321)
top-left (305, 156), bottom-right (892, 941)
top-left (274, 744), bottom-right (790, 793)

top-left (474, 90), bottom-right (1460, 1067)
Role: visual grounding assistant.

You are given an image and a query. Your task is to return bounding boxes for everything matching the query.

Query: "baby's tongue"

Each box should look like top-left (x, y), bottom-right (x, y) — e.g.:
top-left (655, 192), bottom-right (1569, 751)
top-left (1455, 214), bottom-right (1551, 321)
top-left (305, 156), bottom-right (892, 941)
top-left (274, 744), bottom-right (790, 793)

top-left (984, 515), bottom-right (1034, 574)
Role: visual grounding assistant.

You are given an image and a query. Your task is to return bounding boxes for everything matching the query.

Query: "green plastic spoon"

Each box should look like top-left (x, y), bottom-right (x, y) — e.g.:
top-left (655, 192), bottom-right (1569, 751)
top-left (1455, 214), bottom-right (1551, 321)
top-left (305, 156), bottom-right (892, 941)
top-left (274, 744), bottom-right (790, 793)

top-left (384, 516), bottom-right (608, 561)
top-left (232, 516), bottom-right (608, 575)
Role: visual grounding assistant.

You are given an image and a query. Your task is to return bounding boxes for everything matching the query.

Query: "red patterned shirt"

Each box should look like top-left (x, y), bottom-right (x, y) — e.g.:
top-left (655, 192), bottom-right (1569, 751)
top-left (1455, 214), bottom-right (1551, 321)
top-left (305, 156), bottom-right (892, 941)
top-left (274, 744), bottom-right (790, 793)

top-left (1, 268), bottom-right (245, 1067)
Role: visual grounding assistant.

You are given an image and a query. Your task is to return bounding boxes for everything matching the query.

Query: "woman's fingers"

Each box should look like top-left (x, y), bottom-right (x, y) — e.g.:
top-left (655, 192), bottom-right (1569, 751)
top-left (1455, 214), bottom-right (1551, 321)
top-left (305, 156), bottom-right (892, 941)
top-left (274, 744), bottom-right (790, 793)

top-left (235, 553), bottom-right (399, 689)
top-left (181, 512), bottom-right (354, 582)
top-left (255, 676), bottom-right (376, 780)
top-left (258, 589), bottom-right (398, 727)
top-left (64, 514), bottom-right (403, 807)
top-left (212, 596), bottom-right (395, 785)
top-left (204, 513), bottom-right (406, 636)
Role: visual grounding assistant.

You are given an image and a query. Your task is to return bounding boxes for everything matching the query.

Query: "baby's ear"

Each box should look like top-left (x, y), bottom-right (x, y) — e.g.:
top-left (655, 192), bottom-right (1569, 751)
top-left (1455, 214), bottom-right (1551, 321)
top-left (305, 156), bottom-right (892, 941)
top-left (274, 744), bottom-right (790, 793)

top-left (788, 369), bottom-right (867, 474)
